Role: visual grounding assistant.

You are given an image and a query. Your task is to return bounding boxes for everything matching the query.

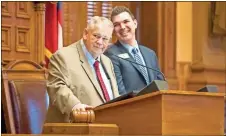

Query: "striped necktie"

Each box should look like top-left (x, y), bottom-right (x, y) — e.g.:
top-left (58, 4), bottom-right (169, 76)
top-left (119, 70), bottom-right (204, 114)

top-left (132, 48), bottom-right (149, 84)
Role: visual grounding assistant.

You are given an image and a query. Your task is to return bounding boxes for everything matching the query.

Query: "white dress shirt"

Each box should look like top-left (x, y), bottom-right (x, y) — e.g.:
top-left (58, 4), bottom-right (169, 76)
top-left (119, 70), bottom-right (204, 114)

top-left (81, 40), bottom-right (114, 100)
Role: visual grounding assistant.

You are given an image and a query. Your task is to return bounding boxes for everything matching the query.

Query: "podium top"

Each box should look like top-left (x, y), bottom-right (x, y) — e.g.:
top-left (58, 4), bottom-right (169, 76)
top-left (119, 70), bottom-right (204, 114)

top-left (94, 90), bottom-right (224, 111)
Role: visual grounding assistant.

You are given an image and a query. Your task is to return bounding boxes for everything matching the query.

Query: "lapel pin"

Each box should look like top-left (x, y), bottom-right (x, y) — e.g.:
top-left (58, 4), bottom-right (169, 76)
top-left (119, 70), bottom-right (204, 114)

top-left (118, 53), bottom-right (130, 59)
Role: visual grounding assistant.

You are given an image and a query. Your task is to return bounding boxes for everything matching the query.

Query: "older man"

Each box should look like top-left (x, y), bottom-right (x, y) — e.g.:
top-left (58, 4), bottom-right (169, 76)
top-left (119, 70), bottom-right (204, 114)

top-left (46, 16), bottom-right (119, 123)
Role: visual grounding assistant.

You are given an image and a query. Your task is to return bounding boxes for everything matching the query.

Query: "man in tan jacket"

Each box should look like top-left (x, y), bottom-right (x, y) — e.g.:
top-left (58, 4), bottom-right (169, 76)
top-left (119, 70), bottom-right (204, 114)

top-left (45, 16), bottom-right (119, 123)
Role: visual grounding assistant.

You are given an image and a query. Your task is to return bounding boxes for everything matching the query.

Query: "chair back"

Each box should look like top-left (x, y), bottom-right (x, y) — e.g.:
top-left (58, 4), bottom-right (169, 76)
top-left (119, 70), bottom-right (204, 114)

top-left (2, 60), bottom-right (49, 134)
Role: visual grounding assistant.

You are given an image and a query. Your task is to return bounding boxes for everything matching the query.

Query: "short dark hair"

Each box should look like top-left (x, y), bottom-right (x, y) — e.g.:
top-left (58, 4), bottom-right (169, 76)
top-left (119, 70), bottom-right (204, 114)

top-left (111, 6), bottom-right (135, 21)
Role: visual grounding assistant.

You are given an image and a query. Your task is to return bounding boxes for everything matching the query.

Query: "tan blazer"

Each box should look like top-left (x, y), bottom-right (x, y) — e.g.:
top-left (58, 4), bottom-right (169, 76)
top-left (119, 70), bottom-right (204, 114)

top-left (45, 40), bottom-right (119, 123)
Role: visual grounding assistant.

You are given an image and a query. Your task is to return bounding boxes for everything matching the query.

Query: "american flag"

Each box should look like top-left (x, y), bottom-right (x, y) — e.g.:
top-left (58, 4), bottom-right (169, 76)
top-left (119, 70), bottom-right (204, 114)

top-left (45, 2), bottom-right (63, 66)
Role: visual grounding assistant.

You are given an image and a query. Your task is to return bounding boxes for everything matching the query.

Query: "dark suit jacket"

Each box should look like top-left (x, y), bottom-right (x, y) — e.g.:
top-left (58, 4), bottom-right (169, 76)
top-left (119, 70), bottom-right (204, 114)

top-left (104, 41), bottom-right (164, 95)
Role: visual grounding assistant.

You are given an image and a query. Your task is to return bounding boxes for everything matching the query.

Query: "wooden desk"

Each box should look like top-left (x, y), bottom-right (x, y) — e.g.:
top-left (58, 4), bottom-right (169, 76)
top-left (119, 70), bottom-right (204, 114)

top-left (42, 123), bottom-right (118, 135)
top-left (94, 90), bottom-right (224, 135)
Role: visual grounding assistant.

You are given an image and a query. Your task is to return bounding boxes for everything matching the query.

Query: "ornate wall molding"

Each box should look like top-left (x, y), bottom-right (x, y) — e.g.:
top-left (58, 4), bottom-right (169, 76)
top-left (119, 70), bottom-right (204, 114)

top-left (176, 61), bottom-right (226, 93)
top-left (63, 2), bottom-right (70, 46)
top-left (15, 26), bottom-right (30, 53)
top-left (34, 2), bottom-right (45, 64)
top-left (1, 25), bottom-right (12, 51)
top-left (188, 63), bottom-right (225, 93)
top-left (16, 2), bottom-right (30, 19)
top-left (176, 62), bottom-right (191, 91)
top-left (160, 2), bottom-right (177, 79)
top-left (2, 2), bottom-right (11, 17)
top-left (156, 2), bottom-right (178, 90)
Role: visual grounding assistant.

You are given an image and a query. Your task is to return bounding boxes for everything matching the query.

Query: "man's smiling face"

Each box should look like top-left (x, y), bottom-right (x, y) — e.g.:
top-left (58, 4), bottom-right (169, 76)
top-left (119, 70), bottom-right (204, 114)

top-left (112, 11), bottom-right (137, 45)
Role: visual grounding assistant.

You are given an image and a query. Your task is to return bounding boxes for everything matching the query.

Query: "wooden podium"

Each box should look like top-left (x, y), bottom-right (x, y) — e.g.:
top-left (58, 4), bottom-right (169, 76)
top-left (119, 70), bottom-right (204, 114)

top-left (94, 90), bottom-right (225, 135)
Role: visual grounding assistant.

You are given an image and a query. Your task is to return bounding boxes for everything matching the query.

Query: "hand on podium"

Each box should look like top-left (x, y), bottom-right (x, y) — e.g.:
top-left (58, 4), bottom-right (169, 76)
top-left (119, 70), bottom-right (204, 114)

top-left (72, 103), bottom-right (93, 111)
top-left (70, 103), bottom-right (95, 123)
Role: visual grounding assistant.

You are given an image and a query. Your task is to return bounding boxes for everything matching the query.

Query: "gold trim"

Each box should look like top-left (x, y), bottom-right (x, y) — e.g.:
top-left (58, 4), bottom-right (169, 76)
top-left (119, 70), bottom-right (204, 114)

top-left (45, 48), bottom-right (53, 59)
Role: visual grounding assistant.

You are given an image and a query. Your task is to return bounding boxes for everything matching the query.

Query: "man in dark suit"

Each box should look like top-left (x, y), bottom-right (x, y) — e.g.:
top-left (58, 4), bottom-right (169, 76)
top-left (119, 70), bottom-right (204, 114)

top-left (104, 6), bottom-right (164, 95)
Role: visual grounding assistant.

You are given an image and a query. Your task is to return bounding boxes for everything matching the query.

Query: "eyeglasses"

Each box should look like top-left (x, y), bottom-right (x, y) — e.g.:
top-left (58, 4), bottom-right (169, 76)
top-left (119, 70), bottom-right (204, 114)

top-left (92, 33), bottom-right (111, 44)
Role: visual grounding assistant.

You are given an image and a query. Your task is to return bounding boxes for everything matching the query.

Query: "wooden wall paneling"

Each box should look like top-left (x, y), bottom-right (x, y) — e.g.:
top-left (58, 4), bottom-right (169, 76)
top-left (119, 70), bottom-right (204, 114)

top-left (191, 2), bottom-right (205, 65)
top-left (129, 2), bottom-right (141, 42)
top-left (15, 2), bottom-right (35, 61)
top-left (161, 2), bottom-right (177, 78)
top-left (177, 62), bottom-right (191, 90)
top-left (2, 2), bottom-right (12, 17)
top-left (15, 26), bottom-right (30, 53)
top-left (158, 2), bottom-right (166, 71)
top-left (188, 65), bottom-right (226, 93)
top-left (16, 2), bottom-right (30, 19)
top-left (187, 2), bottom-right (226, 93)
top-left (139, 2), bottom-right (158, 53)
top-left (111, 2), bottom-right (131, 9)
top-left (95, 2), bottom-right (102, 17)
top-left (2, 24), bottom-right (12, 52)
top-left (63, 2), bottom-right (87, 46)
top-left (1, 2), bottom-right (45, 65)
top-left (16, 2), bottom-right (33, 60)
top-left (2, 2), bottom-right (16, 64)
top-left (34, 2), bottom-right (45, 64)
top-left (138, 2), bottom-right (178, 89)
top-left (62, 2), bottom-right (70, 46)
top-left (158, 2), bottom-right (178, 90)
top-left (2, 2), bottom-right (13, 52)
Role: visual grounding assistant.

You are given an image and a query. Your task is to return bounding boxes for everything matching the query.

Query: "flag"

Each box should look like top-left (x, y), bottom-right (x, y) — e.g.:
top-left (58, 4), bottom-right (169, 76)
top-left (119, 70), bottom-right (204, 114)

top-left (45, 2), bottom-right (63, 66)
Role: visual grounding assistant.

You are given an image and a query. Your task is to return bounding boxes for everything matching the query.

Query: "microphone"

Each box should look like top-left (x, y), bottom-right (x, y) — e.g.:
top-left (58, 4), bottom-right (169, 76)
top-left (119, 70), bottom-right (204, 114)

top-left (110, 54), bottom-right (166, 81)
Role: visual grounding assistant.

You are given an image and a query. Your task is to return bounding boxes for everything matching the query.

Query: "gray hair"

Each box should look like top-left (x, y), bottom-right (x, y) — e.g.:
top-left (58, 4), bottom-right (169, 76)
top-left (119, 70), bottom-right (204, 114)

top-left (87, 16), bottom-right (113, 31)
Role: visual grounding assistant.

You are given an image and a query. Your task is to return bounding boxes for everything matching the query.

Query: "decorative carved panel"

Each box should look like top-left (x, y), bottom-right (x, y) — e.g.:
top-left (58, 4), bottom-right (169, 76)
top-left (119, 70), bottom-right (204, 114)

top-left (188, 64), bottom-right (226, 93)
top-left (1, 2), bottom-right (45, 65)
top-left (34, 2), bottom-right (46, 64)
top-left (16, 2), bottom-right (30, 19)
top-left (62, 2), bottom-right (70, 46)
top-left (1, 25), bottom-right (12, 51)
top-left (161, 2), bottom-right (177, 78)
top-left (16, 26), bottom-right (30, 53)
top-left (2, 2), bottom-right (11, 17)
top-left (176, 62), bottom-right (191, 90)
top-left (63, 2), bottom-right (88, 46)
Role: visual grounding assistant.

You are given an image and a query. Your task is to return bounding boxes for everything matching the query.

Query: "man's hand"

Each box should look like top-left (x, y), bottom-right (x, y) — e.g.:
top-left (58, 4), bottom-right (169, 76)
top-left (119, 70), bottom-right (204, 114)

top-left (72, 103), bottom-right (93, 112)
top-left (70, 103), bottom-right (95, 123)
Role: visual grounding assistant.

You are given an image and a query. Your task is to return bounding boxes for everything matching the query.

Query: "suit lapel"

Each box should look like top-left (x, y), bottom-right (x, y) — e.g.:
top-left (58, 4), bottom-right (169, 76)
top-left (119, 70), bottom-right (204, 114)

top-left (76, 40), bottom-right (106, 102)
top-left (139, 46), bottom-right (154, 81)
top-left (116, 41), bottom-right (146, 79)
